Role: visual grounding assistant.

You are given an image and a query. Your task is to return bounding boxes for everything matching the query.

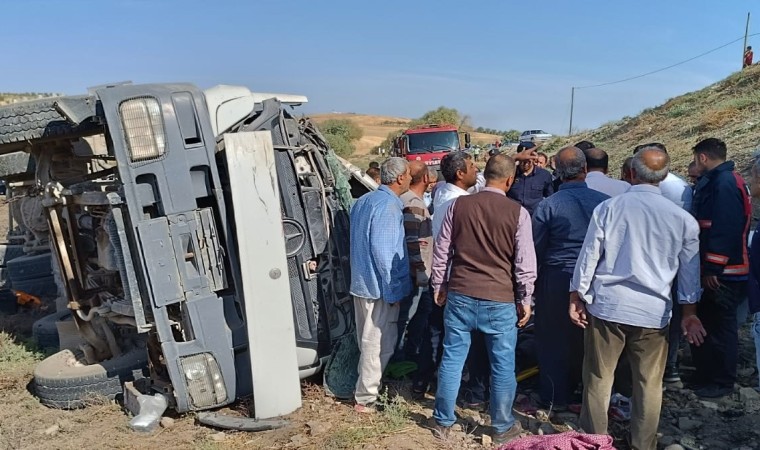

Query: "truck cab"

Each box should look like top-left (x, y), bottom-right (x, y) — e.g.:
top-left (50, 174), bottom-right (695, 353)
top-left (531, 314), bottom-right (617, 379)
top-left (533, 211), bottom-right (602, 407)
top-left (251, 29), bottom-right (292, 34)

top-left (0, 83), bottom-right (360, 418)
top-left (392, 124), bottom-right (470, 170)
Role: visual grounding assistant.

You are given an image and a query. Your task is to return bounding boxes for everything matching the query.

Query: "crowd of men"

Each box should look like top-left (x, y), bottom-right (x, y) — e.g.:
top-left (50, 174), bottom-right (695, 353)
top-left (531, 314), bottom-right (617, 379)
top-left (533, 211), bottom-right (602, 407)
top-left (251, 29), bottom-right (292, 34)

top-left (347, 137), bottom-right (760, 449)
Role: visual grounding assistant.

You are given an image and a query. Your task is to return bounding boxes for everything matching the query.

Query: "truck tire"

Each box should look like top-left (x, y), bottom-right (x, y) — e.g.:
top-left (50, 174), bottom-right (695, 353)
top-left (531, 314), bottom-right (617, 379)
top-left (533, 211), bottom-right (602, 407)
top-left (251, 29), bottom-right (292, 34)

top-left (33, 347), bottom-right (149, 409)
top-left (0, 96), bottom-right (92, 146)
top-left (0, 244), bottom-right (24, 265)
top-left (32, 309), bottom-right (72, 351)
top-left (11, 275), bottom-right (58, 298)
top-left (7, 253), bottom-right (52, 282)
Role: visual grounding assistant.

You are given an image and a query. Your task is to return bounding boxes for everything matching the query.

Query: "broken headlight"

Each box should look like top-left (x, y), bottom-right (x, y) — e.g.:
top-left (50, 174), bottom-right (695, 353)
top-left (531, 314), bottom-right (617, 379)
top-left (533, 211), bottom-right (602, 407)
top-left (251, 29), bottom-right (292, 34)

top-left (119, 97), bottom-right (167, 163)
top-left (179, 353), bottom-right (227, 409)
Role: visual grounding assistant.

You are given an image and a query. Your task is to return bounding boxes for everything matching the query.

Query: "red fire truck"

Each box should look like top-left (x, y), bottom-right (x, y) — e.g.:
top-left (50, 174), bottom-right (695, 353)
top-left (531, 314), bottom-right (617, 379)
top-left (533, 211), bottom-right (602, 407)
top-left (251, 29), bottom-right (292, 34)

top-left (391, 124), bottom-right (470, 168)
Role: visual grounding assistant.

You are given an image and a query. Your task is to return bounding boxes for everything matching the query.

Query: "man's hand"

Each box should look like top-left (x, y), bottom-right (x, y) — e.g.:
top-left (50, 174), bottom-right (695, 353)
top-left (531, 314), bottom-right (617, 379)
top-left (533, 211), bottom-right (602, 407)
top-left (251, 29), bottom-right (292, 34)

top-left (702, 275), bottom-right (722, 291)
top-left (569, 292), bottom-right (588, 329)
top-left (517, 302), bottom-right (532, 328)
top-left (434, 287), bottom-right (447, 307)
top-left (682, 314), bottom-right (707, 346)
top-left (513, 150), bottom-right (538, 162)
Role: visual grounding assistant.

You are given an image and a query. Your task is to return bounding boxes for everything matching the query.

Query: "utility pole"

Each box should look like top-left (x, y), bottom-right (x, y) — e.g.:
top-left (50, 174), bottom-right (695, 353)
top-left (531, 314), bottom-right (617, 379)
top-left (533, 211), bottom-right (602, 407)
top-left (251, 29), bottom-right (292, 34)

top-left (743, 12), bottom-right (751, 68)
top-left (568, 87), bottom-right (575, 136)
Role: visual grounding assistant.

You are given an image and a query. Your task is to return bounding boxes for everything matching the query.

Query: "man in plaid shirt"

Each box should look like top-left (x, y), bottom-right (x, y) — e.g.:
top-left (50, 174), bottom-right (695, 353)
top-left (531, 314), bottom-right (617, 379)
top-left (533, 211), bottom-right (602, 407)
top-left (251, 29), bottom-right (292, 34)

top-left (350, 157), bottom-right (413, 412)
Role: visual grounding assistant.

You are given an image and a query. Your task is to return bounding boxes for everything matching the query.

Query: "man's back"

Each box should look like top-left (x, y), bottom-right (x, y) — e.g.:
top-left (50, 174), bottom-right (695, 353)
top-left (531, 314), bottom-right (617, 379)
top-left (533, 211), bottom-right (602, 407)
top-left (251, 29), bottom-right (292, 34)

top-left (660, 172), bottom-right (693, 210)
top-left (573, 185), bottom-right (700, 328)
top-left (585, 171), bottom-right (630, 197)
top-left (532, 182), bottom-right (610, 271)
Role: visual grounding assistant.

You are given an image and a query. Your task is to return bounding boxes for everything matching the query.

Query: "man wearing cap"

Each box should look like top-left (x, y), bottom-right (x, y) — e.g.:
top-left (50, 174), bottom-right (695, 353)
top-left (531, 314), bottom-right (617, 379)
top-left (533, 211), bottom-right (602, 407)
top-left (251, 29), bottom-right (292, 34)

top-left (506, 142), bottom-right (554, 215)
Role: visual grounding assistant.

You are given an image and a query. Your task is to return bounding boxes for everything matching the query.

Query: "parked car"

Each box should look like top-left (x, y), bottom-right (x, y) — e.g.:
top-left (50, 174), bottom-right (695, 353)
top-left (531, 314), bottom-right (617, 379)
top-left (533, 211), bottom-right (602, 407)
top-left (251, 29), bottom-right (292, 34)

top-left (519, 129), bottom-right (553, 143)
top-left (0, 83), bottom-right (371, 419)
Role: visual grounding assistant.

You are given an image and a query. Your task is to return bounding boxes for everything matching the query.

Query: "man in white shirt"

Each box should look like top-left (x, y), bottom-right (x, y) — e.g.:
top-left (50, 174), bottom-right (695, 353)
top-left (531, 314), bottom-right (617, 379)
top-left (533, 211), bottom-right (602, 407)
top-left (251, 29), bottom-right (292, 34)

top-left (634, 143), bottom-right (692, 211)
top-left (569, 147), bottom-right (706, 450)
top-left (583, 148), bottom-right (630, 197)
top-left (432, 152), bottom-right (478, 237)
top-left (633, 143), bottom-right (694, 389)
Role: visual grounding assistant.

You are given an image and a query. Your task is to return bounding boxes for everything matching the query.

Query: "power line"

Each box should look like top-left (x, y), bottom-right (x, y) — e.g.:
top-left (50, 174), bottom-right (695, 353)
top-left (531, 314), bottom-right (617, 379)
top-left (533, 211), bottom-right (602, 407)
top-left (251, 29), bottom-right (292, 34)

top-left (575, 32), bottom-right (760, 90)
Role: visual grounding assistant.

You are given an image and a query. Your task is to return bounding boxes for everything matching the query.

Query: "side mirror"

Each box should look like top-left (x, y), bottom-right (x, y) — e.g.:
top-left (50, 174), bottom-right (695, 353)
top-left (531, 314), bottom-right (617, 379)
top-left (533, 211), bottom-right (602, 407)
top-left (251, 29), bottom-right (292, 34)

top-left (464, 133), bottom-right (471, 148)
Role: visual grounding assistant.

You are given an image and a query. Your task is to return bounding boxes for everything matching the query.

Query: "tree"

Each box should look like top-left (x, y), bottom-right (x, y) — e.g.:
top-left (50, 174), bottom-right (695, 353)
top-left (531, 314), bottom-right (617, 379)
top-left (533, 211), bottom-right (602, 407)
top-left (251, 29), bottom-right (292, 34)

top-left (411, 106), bottom-right (461, 127)
top-left (319, 118), bottom-right (363, 157)
top-left (502, 129), bottom-right (520, 142)
top-left (324, 133), bottom-right (355, 158)
top-left (320, 119), bottom-right (363, 142)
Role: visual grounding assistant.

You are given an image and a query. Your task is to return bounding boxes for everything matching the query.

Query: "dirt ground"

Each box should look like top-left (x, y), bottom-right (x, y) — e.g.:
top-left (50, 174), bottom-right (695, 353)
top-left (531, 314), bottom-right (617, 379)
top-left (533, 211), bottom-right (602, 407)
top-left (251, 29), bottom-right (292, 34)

top-left (1, 298), bottom-right (759, 450)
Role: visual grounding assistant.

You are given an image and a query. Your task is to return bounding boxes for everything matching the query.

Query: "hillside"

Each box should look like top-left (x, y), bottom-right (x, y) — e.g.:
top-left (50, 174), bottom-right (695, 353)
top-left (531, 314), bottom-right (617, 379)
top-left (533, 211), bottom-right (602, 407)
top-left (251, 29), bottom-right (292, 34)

top-left (0, 92), bottom-right (59, 106)
top-left (543, 65), bottom-right (760, 177)
top-left (309, 113), bottom-right (502, 156)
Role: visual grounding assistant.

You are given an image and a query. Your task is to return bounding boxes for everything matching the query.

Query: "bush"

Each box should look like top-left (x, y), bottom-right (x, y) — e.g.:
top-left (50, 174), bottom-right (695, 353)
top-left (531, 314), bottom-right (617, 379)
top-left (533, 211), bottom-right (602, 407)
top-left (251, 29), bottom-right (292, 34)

top-left (320, 119), bottom-right (363, 142)
top-left (324, 133), bottom-right (355, 157)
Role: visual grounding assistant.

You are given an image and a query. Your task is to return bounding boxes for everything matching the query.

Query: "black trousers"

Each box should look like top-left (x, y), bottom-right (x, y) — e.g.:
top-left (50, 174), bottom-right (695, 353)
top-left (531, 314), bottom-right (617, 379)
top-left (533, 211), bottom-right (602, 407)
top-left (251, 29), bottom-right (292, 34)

top-left (535, 267), bottom-right (584, 406)
top-left (691, 280), bottom-right (747, 388)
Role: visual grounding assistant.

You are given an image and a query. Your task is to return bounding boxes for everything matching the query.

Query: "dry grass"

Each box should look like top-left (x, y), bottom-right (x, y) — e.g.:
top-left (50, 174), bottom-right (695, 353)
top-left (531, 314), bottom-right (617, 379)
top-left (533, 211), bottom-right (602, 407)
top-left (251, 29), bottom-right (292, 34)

top-left (548, 64), bottom-right (760, 178)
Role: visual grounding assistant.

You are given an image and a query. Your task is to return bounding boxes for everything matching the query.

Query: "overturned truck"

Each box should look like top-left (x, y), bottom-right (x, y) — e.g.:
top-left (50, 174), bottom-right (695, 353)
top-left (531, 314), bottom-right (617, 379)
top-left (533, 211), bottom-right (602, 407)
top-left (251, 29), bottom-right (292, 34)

top-left (0, 83), bottom-right (369, 418)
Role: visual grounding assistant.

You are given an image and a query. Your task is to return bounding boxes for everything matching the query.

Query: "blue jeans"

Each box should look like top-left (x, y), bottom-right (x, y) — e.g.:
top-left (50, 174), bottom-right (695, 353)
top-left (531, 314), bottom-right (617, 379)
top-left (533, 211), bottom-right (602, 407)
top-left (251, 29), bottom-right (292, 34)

top-left (433, 292), bottom-right (518, 433)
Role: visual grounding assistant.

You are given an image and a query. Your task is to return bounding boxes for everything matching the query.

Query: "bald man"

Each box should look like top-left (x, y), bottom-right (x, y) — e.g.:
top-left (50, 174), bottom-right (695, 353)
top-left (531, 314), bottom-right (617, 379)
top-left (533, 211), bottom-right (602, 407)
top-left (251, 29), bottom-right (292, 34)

top-left (570, 148), bottom-right (705, 450)
top-left (397, 161), bottom-right (435, 359)
top-left (583, 147), bottom-right (630, 197)
top-left (531, 147), bottom-right (609, 410)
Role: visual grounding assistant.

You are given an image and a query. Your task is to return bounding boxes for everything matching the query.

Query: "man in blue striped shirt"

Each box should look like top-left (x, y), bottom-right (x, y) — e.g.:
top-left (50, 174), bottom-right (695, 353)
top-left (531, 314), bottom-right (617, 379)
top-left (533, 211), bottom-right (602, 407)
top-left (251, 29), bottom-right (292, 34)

top-left (350, 157), bottom-right (413, 412)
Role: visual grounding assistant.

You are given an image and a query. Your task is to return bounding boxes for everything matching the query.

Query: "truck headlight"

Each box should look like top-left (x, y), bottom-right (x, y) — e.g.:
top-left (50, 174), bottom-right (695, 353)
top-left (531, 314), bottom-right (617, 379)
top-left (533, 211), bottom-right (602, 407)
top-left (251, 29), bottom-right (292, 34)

top-left (119, 97), bottom-right (167, 163)
top-left (179, 353), bottom-right (227, 409)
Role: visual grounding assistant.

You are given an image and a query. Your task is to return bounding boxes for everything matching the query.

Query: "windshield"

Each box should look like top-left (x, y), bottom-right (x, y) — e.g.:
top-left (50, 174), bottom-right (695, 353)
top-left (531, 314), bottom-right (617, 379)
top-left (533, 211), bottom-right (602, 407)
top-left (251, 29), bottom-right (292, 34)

top-left (407, 130), bottom-right (459, 154)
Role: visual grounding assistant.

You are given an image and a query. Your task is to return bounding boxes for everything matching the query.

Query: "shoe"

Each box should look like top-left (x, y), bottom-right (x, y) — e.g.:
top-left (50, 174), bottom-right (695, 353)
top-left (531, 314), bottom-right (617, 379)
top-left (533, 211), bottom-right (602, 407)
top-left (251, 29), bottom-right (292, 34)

top-left (663, 366), bottom-right (682, 384)
top-left (431, 424), bottom-right (451, 440)
top-left (493, 422), bottom-right (523, 445)
top-left (695, 384), bottom-right (732, 399)
top-left (459, 400), bottom-right (487, 412)
top-left (354, 403), bottom-right (376, 414)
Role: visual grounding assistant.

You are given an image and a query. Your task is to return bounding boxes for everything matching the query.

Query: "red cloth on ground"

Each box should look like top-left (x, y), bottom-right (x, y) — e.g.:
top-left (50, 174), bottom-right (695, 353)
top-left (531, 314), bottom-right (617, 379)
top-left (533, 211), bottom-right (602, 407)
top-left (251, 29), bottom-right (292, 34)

top-left (499, 431), bottom-right (615, 450)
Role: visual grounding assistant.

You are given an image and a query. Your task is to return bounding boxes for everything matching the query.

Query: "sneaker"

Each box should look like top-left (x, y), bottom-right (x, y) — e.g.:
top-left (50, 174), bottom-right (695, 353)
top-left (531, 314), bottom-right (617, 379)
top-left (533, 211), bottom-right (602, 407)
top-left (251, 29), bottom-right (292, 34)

top-left (695, 384), bottom-right (732, 399)
top-left (493, 422), bottom-right (523, 445)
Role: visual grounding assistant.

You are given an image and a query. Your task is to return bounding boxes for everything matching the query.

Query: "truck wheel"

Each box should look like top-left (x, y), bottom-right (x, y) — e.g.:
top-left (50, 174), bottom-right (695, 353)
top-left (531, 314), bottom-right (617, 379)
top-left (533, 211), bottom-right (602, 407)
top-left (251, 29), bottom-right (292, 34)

top-left (0, 97), bottom-right (92, 146)
top-left (32, 309), bottom-right (71, 351)
top-left (11, 275), bottom-right (58, 298)
top-left (7, 253), bottom-right (53, 282)
top-left (33, 347), bottom-right (149, 409)
top-left (0, 244), bottom-right (24, 265)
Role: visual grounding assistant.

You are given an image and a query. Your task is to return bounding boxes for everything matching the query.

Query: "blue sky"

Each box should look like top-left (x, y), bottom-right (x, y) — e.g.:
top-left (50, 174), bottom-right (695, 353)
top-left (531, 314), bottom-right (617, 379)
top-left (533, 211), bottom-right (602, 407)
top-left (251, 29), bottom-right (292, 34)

top-left (1, 1), bottom-right (757, 134)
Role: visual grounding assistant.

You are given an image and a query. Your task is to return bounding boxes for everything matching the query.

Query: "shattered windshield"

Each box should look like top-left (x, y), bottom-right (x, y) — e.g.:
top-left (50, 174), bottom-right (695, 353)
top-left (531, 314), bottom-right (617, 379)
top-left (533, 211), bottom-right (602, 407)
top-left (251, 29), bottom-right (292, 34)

top-left (407, 131), bottom-right (458, 154)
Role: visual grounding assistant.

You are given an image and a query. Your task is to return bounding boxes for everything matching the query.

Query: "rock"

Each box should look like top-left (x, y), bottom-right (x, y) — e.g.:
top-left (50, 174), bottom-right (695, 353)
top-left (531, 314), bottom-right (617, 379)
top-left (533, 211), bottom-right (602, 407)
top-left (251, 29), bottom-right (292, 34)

top-left (660, 435), bottom-right (676, 446)
top-left (698, 400), bottom-right (719, 410)
top-left (159, 417), bottom-right (175, 428)
top-left (678, 418), bottom-right (701, 432)
top-left (664, 445), bottom-right (686, 450)
top-left (289, 434), bottom-right (308, 446)
top-left (451, 423), bottom-right (463, 432)
top-left (481, 434), bottom-right (492, 447)
top-left (44, 424), bottom-right (59, 436)
top-left (538, 423), bottom-right (555, 435)
top-left (211, 432), bottom-right (226, 442)
top-left (306, 420), bottom-right (331, 436)
top-left (739, 387), bottom-right (760, 409)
